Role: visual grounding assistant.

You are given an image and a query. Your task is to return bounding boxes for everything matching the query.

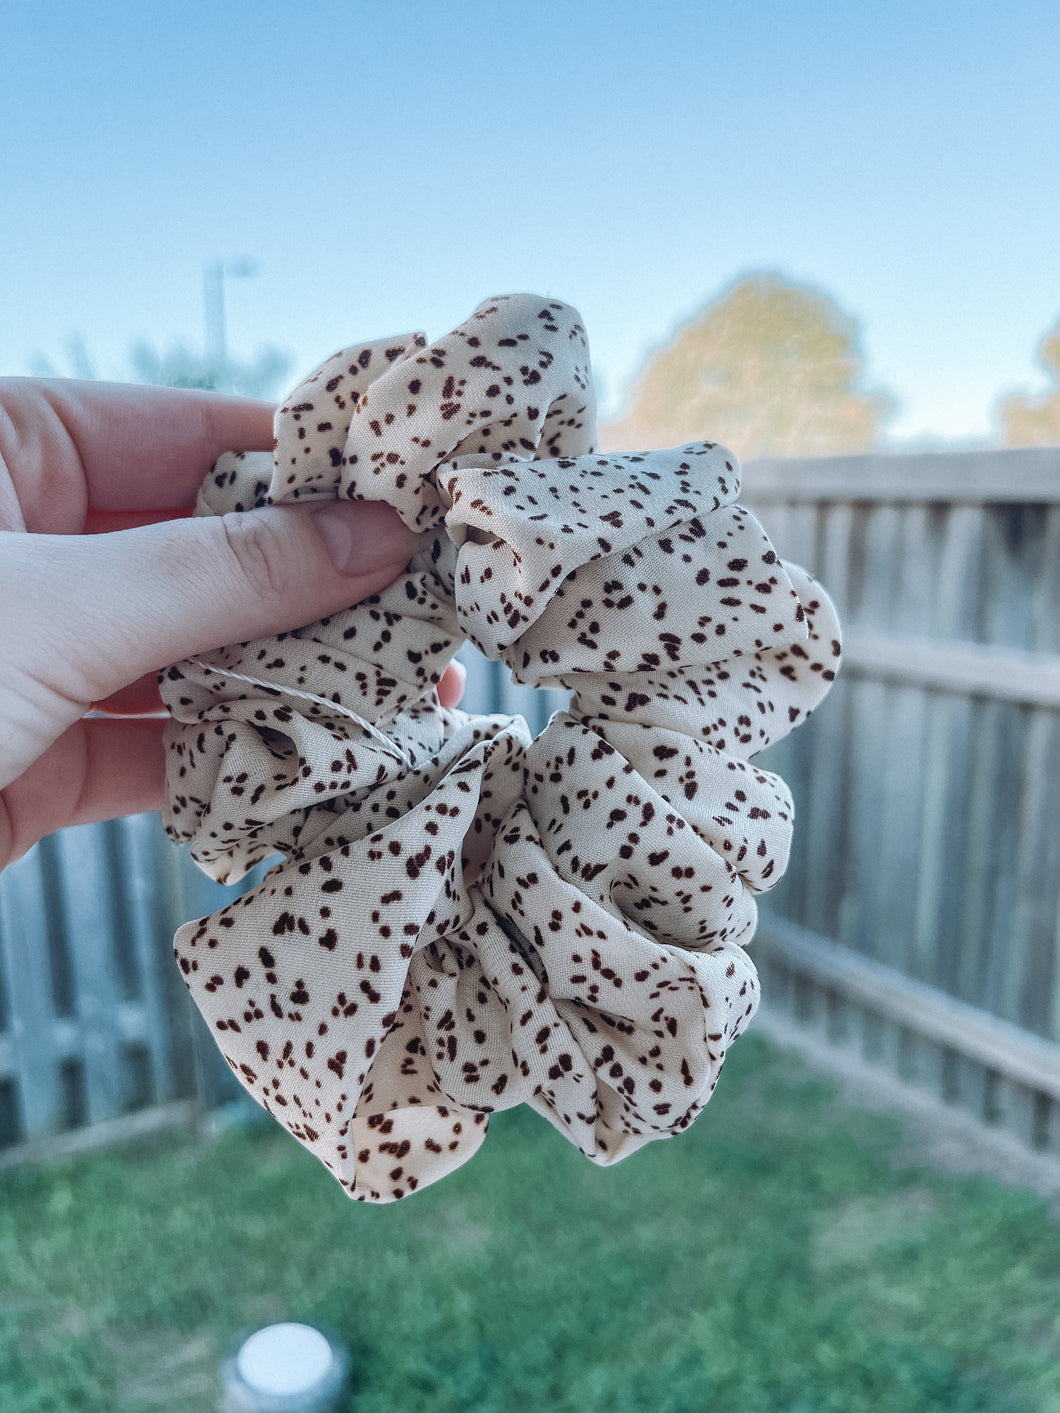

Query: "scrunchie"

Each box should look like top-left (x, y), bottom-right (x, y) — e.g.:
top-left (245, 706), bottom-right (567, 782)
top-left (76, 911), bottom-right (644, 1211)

top-left (161, 294), bottom-right (840, 1203)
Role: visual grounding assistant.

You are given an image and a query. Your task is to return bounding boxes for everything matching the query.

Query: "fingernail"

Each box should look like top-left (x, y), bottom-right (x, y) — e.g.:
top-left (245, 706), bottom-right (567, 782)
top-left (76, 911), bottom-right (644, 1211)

top-left (311, 501), bottom-right (416, 576)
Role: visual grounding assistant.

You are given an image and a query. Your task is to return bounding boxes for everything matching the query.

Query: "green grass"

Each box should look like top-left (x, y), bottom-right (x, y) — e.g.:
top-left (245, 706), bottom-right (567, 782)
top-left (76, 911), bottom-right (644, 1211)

top-left (2, 1035), bottom-right (1059, 1412)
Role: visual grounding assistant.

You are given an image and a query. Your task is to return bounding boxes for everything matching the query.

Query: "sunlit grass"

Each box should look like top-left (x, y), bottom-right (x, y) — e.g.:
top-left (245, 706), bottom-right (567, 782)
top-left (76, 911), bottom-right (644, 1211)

top-left (2, 1034), bottom-right (1058, 1412)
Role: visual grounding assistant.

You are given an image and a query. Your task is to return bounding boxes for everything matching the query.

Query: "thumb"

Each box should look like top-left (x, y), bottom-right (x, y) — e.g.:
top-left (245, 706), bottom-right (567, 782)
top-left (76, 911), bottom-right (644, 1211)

top-left (7, 500), bottom-right (420, 710)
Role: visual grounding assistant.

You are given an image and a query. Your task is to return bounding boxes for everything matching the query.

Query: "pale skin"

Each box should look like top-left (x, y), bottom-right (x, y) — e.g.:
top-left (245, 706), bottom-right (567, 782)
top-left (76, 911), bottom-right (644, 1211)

top-left (0, 379), bottom-right (465, 870)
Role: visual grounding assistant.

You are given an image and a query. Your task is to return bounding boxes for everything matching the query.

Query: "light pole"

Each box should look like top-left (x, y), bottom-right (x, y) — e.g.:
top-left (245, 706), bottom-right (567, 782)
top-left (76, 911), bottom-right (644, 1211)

top-left (203, 258), bottom-right (258, 374)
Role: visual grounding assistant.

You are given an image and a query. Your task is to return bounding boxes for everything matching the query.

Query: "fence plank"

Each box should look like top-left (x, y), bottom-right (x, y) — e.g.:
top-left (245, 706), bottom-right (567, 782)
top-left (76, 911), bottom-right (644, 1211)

top-left (797, 687), bottom-right (848, 941)
top-left (49, 826), bottom-right (127, 1126)
top-left (956, 701), bottom-right (1021, 1020)
top-left (913, 690), bottom-right (975, 996)
top-left (877, 683), bottom-right (931, 979)
top-left (895, 504), bottom-right (936, 635)
top-left (982, 504), bottom-right (1046, 651)
top-left (1034, 505), bottom-right (1060, 654)
top-left (798, 505), bottom-right (855, 939)
top-left (1009, 709), bottom-right (1060, 1038)
top-left (841, 633), bottom-right (1060, 706)
top-left (839, 677), bottom-right (890, 961)
top-left (934, 502), bottom-right (985, 640)
top-left (755, 913), bottom-right (1060, 1101)
top-left (0, 1099), bottom-right (200, 1173)
top-left (863, 504), bottom-right (903, 633)
top-left (744, 447), bottom-right (1060, 502)
top-left (772, 501), bottom-right (819, 572)
top-left (0, 847), bottom-right (62, 1140)
top-left (120, 815), bottom-right (182, 1106)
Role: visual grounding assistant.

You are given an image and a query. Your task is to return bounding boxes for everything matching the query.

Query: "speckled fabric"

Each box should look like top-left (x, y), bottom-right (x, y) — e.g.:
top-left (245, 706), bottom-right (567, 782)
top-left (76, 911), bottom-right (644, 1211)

top-left (160, 294), bottom-right (840, 1202)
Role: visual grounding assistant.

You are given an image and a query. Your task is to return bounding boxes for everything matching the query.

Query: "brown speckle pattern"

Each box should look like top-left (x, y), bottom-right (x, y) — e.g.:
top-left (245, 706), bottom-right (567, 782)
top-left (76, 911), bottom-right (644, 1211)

top-left (160, 294), bottom-right (841, 1202)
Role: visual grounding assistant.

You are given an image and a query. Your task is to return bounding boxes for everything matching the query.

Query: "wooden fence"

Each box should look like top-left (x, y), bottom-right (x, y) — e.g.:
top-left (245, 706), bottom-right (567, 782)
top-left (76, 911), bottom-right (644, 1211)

top-left (741, 446), bottom-right (1060, 1155)
top-left (0, 817), bottom-right (253, 1163)
top-left (0, 445), bottom-right (1057, 1161)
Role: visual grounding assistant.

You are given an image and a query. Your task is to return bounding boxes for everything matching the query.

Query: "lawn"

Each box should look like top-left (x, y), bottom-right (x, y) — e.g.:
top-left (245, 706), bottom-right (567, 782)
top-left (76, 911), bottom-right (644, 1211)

top-left (1, 1033), bottom-right (1058, 1413)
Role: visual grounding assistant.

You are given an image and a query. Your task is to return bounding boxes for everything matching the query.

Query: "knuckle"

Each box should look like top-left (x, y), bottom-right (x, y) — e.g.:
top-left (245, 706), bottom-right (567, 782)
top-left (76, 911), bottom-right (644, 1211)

top-left (218, 511), bottom-right (292, 601)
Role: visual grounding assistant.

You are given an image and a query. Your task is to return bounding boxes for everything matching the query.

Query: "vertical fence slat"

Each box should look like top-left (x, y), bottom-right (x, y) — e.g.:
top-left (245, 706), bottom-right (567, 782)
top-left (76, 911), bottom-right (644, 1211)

top-left (1034, 505), bottom-right (1060, 655)
top-left (798, 504), bottom-right (855, 939)
top-left (982, 504), bottom-right (1042, 651)
top-left (896, 505), bottom-right (936, 636)
top-left (839, 677), bottom-right (889, 961)
top-left (50, 826), bottom-right (125, 1125)
top-left (120, 814), bottom-right (181, 1106)
top-left (934, 503), bottom-right (985, 640)
top-left (1008, 708), bottom-right (1060, 1037)
top-left (874, 683), bottom-right (930, 979)
top-left (778, 503), bottom-right (818, 572)
top-left (913, 690), bottom-right (975, 997)
top-left (0, 847), bottom-right (62, 1141)
top-left (980, 703), bottom-right (1033, 1027)
top-left (956, 700), bottom-right (1023, 1021)
top-left (859, 504), bottom-right (902, 633)
top-left (798, 683), bottom-right (848, 940)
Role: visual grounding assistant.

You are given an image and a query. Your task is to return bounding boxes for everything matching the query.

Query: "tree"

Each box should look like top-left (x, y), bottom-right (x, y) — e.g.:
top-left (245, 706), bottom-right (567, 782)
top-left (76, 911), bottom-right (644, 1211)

top-left (33, 340), bottom-right (293, 400)
top-left (128, 341), bottom-right (292, 399)
top-left (997, 317), bottom-right (1060, 447)
top-left (601, 274), bottom-right (892, 459)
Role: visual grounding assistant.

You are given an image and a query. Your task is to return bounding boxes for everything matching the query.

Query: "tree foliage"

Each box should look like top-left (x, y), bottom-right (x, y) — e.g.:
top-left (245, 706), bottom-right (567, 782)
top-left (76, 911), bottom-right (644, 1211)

top-left (128, 341), bottom-right (292, 399)
top-left (33, 340), bottom-right (293, 400)
top-left (602, 274), bottom-right (892, 459)
top-left (997, 317), bottom-right (1060, 447)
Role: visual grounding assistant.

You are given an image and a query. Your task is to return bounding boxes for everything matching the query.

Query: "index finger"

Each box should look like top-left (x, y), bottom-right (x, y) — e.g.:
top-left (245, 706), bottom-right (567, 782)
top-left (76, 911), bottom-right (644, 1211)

top-left (0, 378), bottom-right (275, 531)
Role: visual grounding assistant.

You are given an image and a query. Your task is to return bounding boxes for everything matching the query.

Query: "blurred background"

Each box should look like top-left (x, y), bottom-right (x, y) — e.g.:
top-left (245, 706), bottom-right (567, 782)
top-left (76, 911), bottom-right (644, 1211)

top-left (2, 2), bottom-right (1060, 1409)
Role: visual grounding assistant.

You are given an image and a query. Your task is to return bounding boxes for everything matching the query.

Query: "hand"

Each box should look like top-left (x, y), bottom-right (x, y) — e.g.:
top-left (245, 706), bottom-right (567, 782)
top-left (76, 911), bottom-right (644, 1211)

top-left (0, 379), bottom-right (466, 868)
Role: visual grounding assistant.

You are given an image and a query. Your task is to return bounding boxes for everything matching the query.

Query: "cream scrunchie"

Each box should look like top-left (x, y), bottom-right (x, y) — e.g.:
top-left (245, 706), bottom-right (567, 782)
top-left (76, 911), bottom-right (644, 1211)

top-left (161, 295), bottom-right (840, 1202)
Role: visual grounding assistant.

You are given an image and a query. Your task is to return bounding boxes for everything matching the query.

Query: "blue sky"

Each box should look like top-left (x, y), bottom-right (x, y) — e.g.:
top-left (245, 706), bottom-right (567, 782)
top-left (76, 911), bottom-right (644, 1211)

top-left (2, 0), bottom-right (1058, 444)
